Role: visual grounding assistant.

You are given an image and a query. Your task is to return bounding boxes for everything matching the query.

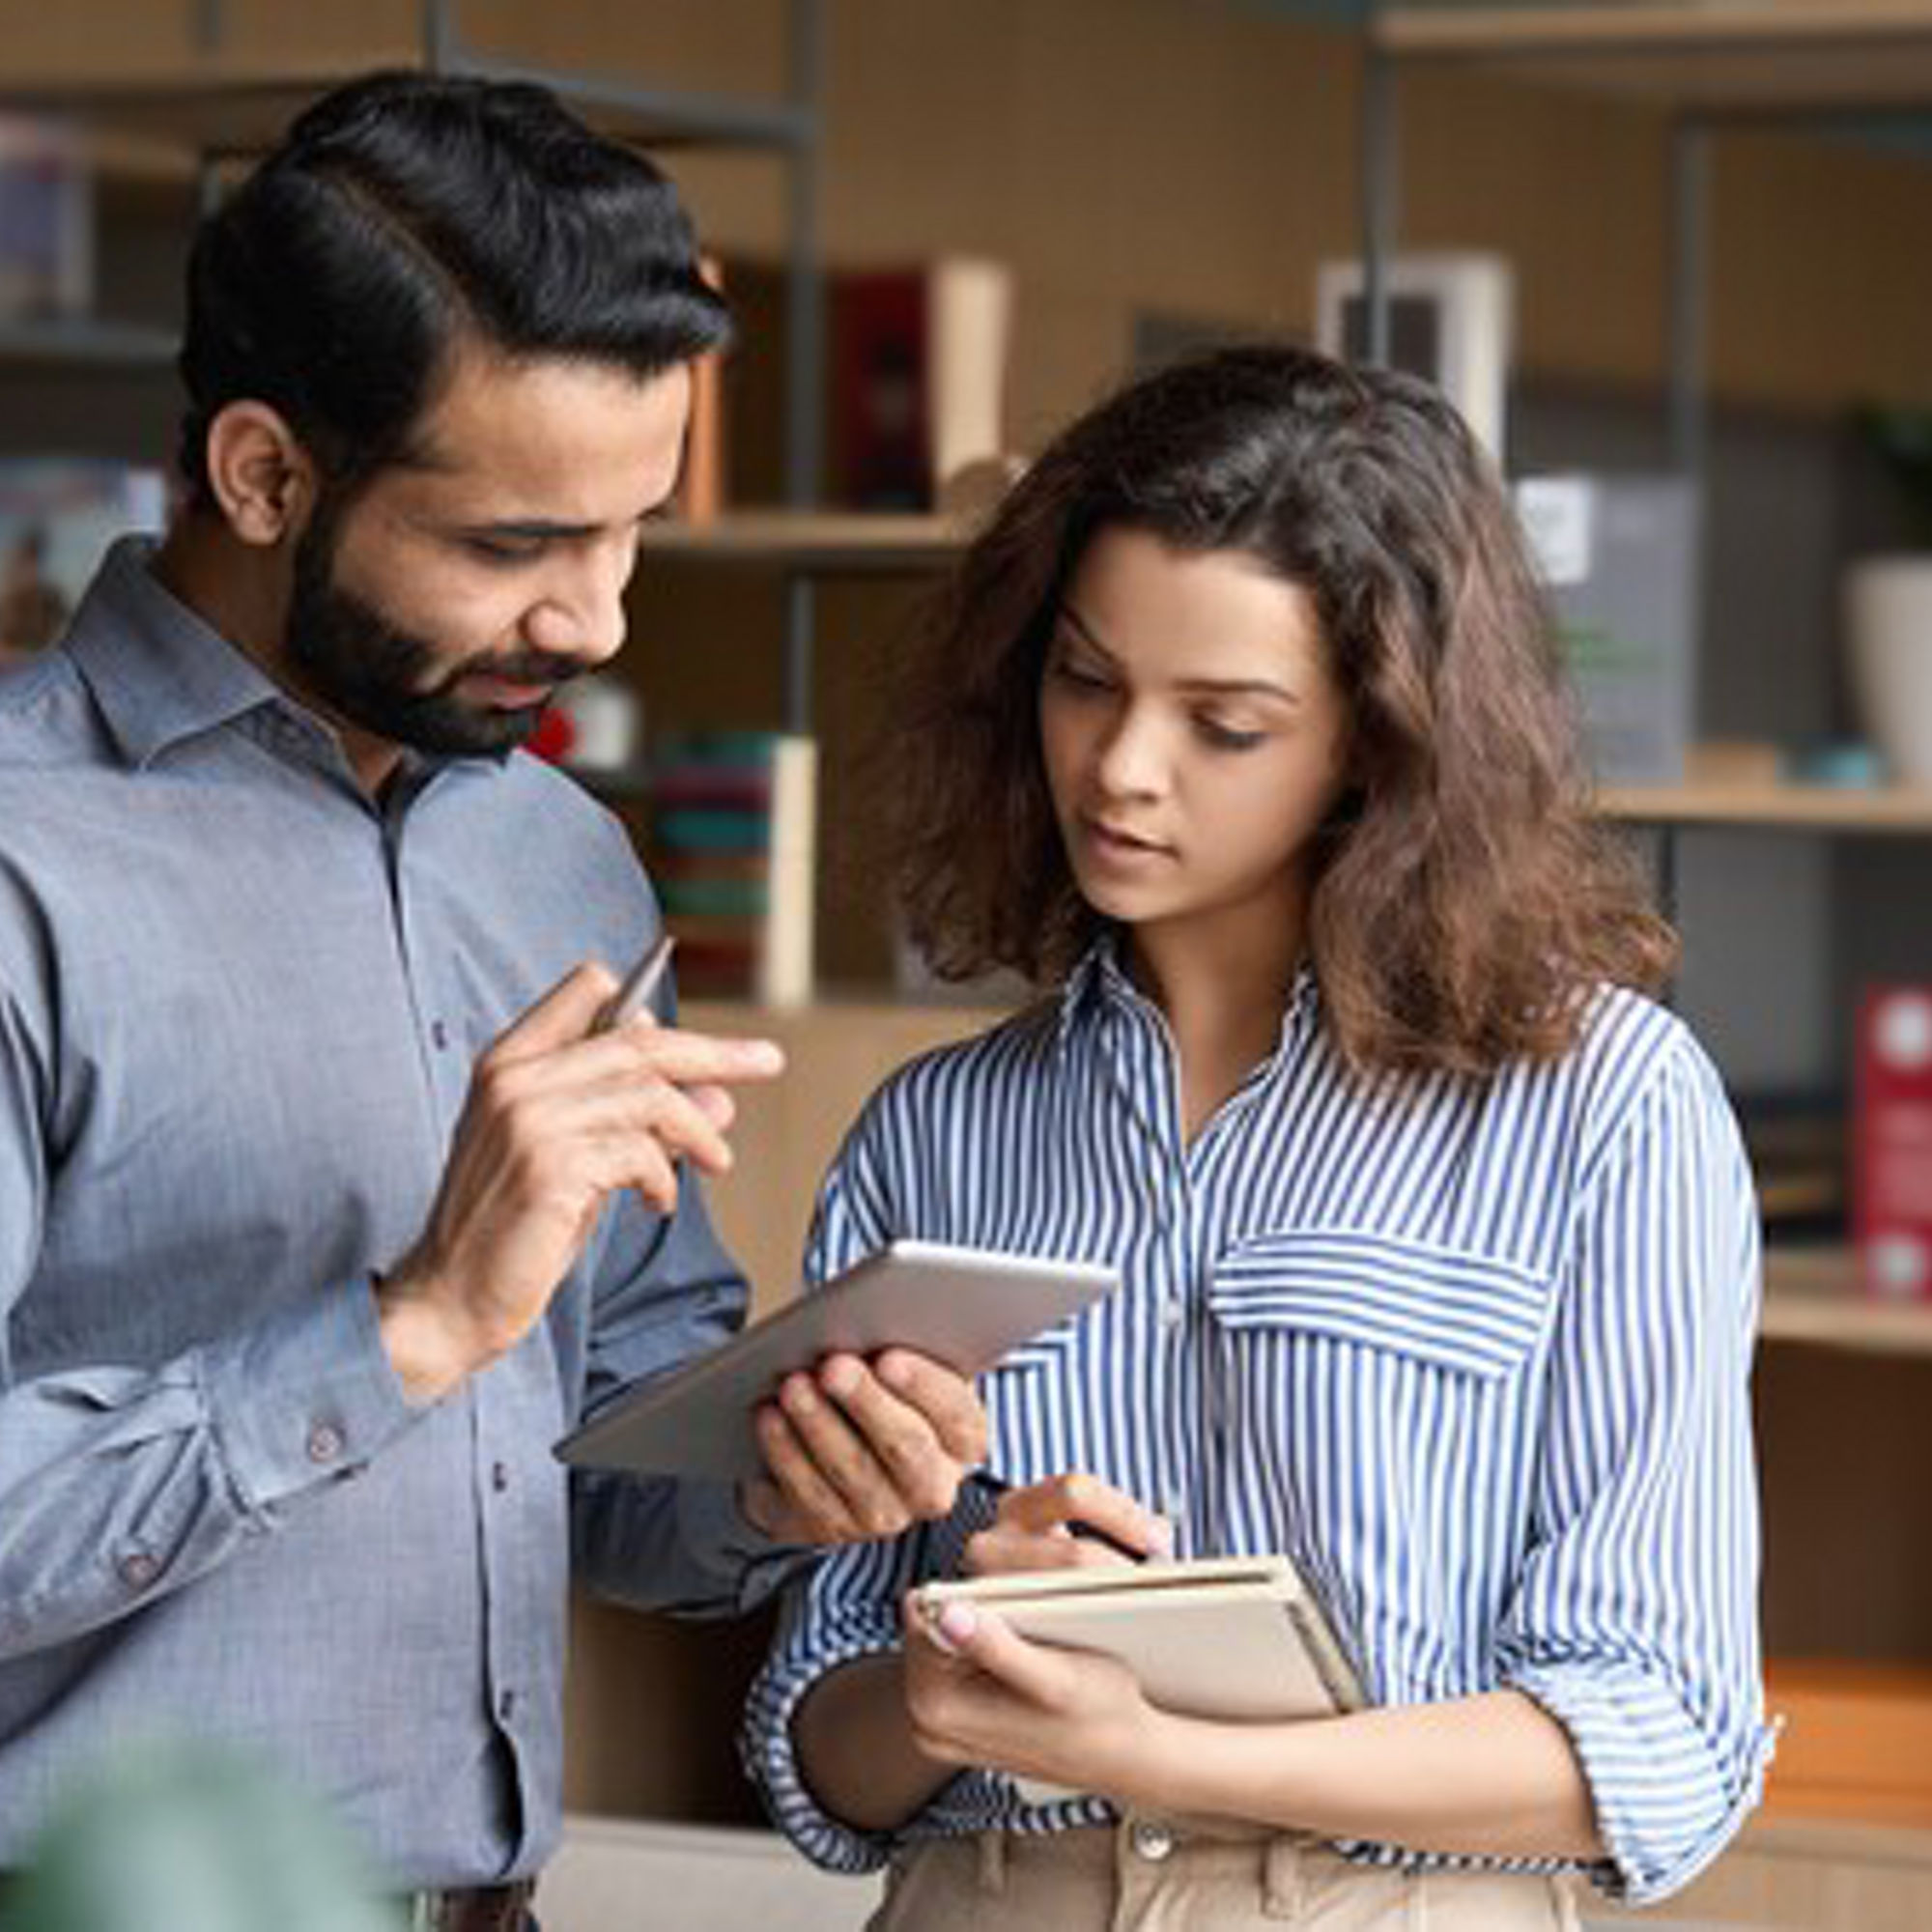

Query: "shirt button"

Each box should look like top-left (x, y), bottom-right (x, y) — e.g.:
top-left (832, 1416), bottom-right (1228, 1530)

top-left (307, 1422), bottom-right (345, 1464)
top-left (497, 1689), bottom-right (517, 1723)
top-left (1161, 1484), bottom-right (1186, 1520)
top-left (492, 1461), bottom-right (510, 1492)
top-left (119, 1552), bottom-right (158, 1590)
top-left (430, 1019), bottom-right (450, 1051)
top-left (1128, 1818), bottom-right (1177, 1862)
top-left (1159, 1296), bottom-right (1184, 1330)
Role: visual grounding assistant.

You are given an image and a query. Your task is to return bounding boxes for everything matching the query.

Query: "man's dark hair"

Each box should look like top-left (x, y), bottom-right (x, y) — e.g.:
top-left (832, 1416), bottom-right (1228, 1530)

top-left (176, 70), bottom-right (731, 506)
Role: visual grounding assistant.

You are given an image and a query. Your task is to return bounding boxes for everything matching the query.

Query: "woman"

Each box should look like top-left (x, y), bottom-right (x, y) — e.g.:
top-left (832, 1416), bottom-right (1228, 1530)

top-left (743, 346), bottom-right (1771, 1927)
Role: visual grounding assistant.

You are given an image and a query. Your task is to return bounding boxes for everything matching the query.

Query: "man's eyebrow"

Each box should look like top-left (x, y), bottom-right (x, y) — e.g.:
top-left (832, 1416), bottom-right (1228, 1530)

top-left (453, 507), bottom-right (668, 541)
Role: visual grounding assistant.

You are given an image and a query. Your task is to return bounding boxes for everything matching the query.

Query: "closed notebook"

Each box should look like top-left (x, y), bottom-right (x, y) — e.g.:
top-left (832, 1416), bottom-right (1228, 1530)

top-left (916, 1553), bottom-right (1363, 1804)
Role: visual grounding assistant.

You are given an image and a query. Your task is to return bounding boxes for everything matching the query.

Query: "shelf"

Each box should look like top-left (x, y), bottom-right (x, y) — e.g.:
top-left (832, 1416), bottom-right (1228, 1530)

top-left (1376, 4), bottom-right (1932, 116)
top-left (1600, 780), bottom-right (1932, 833)
top-left (1760, 1660), bottom-right (1932, 1830)
top-left (1762, 1247), bottom-right (1932, 1357)
top-left (0, 317), bottom-right (177, 370)
top-left (639, 511), bottom-right (966, 572)
top-left (0, 55), bottom-right (811, 157)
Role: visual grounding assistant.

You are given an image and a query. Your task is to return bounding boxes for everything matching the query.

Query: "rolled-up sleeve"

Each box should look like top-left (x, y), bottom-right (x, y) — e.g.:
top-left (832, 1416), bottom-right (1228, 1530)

top-left (1494, 1037), bottom-right (1775, 1904)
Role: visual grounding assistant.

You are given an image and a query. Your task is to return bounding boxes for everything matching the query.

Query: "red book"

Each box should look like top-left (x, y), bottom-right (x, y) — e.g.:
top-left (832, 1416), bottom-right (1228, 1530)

top-left (1853, 984), bottom-right (1932, 1299)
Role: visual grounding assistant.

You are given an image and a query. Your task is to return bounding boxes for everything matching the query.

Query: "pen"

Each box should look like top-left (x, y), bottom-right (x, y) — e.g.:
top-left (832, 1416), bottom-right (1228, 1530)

top-left (969, 1469), bottom-right (1151, 1564)
top-left (599, 932), bottom-right (677, 1033)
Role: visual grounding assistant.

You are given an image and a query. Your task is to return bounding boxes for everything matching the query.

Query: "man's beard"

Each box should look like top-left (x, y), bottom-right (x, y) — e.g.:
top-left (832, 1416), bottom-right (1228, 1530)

top-left (283, 508), bottom-right (580, 759)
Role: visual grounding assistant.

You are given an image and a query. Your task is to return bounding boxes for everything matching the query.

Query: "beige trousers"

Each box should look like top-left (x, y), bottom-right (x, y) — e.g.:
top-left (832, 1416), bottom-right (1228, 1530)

top-left (867, 1820), bottom-right (1583, 1931)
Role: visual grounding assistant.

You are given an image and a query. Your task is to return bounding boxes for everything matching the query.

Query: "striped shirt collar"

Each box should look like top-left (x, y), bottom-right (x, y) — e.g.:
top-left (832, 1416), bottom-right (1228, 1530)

top-left (1054, 929), bottom-right (1322, 1065)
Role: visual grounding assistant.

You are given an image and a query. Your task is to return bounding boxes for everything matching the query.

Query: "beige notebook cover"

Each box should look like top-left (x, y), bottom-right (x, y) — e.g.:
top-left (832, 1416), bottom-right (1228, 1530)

top-left (916, 1553), bottom-right (1363, 1803)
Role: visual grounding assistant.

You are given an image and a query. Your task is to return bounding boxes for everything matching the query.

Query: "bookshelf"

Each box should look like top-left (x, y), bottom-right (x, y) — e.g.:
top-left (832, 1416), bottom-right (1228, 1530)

top-left (1366, 11), bottom-right (1932, 1916)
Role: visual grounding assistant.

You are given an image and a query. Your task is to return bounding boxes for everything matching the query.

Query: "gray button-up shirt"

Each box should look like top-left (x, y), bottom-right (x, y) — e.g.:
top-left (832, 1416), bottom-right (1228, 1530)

top-left (0, 540), bottom-right (778, 1887)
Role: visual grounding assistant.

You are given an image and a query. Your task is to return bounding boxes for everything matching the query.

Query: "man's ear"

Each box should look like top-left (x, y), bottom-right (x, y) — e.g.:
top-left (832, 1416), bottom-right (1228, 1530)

top-left (203, 401), bottom-right (317, 548)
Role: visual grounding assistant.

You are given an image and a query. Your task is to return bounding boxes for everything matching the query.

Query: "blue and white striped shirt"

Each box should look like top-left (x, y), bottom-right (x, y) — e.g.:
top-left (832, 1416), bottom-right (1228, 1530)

top-left (744, 941), bottom-right (1772, 1905)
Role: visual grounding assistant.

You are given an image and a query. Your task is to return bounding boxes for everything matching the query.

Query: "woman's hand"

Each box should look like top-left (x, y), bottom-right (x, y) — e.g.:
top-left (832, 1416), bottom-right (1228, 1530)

top-left (964, 1471), bottom-right (1172, 1575)
top-left (894, 1470), bottom-right (1177, 1804)
top-left (901, 1586), bottom-right (1175, 1804)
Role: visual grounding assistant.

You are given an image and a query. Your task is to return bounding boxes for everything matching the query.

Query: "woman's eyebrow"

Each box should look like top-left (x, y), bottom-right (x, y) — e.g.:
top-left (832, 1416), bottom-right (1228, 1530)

top-left (1059, 602), bottom-right (1300, 704)
top-left (1056, 603), bottom-right (1117, 658)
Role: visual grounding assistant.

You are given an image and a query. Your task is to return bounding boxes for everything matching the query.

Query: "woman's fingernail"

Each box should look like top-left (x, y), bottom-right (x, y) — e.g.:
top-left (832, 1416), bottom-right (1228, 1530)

top-left (938, 1603), bottom-right (979, 1651)
top-left (1151, 1517), bottom-right (1176, 1557)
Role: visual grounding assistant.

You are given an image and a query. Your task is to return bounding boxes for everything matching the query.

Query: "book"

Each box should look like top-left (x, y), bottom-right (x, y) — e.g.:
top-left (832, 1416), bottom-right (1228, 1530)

top-left (646, 730), bottom-right (817, 1007)
top-left (915, 1552), bottom-right (1363, 1804)
top-left (711, 254), bottom-right (1014, 512)
top-left (1854, 984), bottom-right (1932, 1299)
top-left (0, 457), bottom-right (166, 658)
top-left (0, 115), bottom-right (92, 320)
top-left (1515, 472), bottom-right (1699, 785)
top-left (829, 256), bottom-right (1013, 510)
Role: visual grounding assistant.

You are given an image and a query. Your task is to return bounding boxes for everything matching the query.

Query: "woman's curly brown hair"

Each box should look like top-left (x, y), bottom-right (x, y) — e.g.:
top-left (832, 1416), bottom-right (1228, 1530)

top-left (885, 344), bottom-right (1675, 1079)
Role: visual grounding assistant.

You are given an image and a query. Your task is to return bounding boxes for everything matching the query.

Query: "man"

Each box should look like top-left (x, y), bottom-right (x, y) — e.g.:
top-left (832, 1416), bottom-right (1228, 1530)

top-left (0, 71), bottom-right (984, 1927)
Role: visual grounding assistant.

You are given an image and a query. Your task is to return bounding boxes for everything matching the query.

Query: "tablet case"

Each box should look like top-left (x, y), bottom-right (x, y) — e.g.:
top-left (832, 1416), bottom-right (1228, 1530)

top-left (553, 1238), bottom-right (1118, 1481)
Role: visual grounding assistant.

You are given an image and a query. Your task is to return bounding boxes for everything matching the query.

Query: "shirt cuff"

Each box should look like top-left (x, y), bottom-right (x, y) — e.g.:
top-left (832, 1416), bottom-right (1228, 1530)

top-left (1506, 1659), bottom-right (1775, 1905)
top-left (676, 1477), bottom-right (820, 1610)
top-left (203, 1275), bottom-right (422, 1516)
top-left (742, 1627), bottom-right (909, 1873)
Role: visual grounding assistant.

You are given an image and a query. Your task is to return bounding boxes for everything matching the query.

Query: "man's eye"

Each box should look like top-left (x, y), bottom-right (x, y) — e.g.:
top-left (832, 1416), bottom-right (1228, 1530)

top-left (466, 534), bottom-right (544, 564)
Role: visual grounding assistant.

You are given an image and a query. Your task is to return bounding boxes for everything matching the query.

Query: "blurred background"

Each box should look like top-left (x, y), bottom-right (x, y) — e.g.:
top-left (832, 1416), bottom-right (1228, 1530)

top-left (3, 3), bottom-right (1931, 1925)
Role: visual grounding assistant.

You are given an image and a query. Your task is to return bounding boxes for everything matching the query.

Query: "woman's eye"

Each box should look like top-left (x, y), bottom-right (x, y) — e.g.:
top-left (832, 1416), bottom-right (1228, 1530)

top-left (1196, 716), bottom-right (1266, 752)
top-left (1049, 656), bottom-right (1112, 693)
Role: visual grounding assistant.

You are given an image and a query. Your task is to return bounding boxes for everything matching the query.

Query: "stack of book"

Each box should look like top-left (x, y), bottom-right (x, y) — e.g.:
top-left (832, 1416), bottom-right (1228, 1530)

top-left (646, 731), bottom-right (817, 1009)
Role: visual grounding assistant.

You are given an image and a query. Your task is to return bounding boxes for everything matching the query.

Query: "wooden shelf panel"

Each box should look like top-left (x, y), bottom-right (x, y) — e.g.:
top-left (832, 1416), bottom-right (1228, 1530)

top-left (0, 57), bottom-right (809, 156)
top-left (0, 317), bottom-right (177, 370)
top-left (1600, 780), bottom-right (1932, 833)
top-left (1377, 4), bottom-right (1932, 114)
top-left (1763, 1247), bottom-right (1932, 1357)
top-left (639, 511), bottom-right (966, 572)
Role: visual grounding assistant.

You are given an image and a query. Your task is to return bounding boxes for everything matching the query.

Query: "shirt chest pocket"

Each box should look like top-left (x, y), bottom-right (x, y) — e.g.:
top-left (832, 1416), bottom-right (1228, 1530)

top-left (1208, 1228), bottom-right (1551, 1384)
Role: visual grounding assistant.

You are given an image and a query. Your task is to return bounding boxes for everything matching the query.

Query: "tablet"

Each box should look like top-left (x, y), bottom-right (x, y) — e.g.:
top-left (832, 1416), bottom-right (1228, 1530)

top-left (553, 1238), bottom-right (1118, 1481)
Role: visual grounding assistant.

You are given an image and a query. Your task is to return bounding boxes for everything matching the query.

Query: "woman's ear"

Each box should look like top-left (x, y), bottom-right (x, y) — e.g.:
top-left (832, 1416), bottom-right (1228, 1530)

top-left (203, 401), bottom-right (316, 548)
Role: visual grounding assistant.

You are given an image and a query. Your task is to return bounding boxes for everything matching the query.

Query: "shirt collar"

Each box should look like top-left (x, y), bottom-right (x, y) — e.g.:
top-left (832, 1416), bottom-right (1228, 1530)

top-left (64, 536), bottom-right (290, 770)
top-left (1052, 926), bottom-right (1321, 1058)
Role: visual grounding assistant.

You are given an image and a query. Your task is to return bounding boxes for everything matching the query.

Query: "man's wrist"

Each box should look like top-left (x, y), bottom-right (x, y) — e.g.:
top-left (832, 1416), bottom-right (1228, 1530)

top-left (373, 1269), bottom-right (476, 1406)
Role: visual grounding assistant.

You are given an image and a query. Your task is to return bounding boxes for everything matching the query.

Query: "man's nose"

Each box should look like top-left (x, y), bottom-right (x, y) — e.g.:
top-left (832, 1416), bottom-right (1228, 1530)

top-left (526, 552), bottom-right (631, 666)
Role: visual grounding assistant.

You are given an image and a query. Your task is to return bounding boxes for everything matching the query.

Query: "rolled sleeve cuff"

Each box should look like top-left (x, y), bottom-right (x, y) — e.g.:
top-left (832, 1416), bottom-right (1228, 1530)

top-left (203, 1275), bottom-right (421, 1515)
top-left (742, 1627), bottom-right (909, 1874)
top-left (1506, 1659), bottom-right (1776, 1905)
top-left (676, 1477), bottom-right (820, 1612)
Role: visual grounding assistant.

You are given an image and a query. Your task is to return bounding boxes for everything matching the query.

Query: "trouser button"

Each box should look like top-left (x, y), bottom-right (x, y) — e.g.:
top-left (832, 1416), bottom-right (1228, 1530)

top-left (1128, 1818), bottom-right (1177, 1862)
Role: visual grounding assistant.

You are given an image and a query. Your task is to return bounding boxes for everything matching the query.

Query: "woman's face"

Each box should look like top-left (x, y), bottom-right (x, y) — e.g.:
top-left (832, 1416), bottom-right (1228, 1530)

top-left (1037, 525), bottom-right (1351, 957)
